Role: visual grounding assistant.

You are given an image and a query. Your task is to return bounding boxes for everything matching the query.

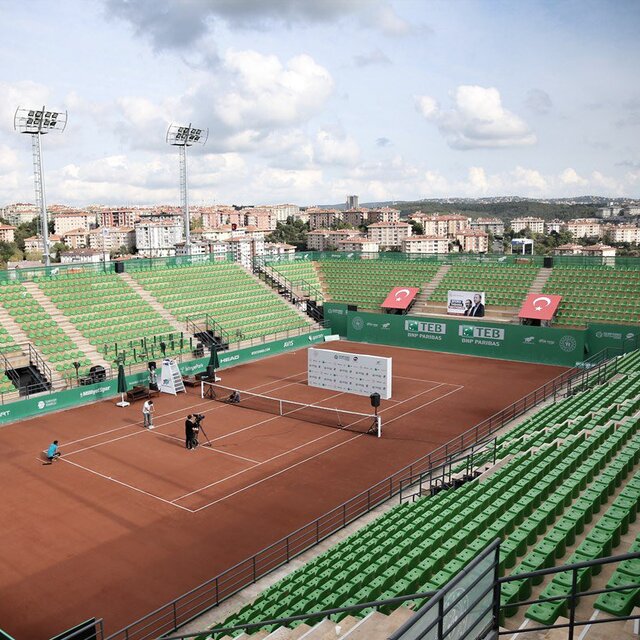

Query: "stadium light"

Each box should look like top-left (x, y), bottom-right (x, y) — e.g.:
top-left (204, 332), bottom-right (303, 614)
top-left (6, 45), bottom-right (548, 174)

top-left (166, 122), bottom-right (208, 255)
top-left (14, 105), bottom-right (68, 267)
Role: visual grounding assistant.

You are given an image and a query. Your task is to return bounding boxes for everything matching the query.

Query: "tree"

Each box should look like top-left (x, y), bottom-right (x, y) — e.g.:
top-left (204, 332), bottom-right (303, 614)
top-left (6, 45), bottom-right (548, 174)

top-left (0, 241), bottom-right (17, 265)
top-left (51, 242), bottom-right (69, 262)
top-left (266, 218), bottom-right (310, 249)
top-left (408, 220), bottom-right (424, 236)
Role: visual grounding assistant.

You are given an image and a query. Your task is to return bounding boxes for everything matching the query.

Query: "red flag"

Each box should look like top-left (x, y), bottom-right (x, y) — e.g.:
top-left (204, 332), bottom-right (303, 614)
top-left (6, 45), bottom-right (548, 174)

top-left (518, 294), bottom-right (562, 320)
top-left (381, 286), bottom-right (420, 310)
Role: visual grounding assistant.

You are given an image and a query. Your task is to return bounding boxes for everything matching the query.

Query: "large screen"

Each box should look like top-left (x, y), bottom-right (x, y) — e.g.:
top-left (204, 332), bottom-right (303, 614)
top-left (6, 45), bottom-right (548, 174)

top-left (447, 290), bottom-right (486, 317)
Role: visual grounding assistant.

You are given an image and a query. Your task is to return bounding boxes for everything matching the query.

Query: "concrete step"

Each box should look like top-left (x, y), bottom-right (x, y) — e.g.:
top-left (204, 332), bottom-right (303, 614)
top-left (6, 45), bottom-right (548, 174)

top-left (251, 268), bottom-right (313, 324)
top-left (119, 272), bottom-right (190, 334)
top-left (341, 607), bottom-right (415, 639)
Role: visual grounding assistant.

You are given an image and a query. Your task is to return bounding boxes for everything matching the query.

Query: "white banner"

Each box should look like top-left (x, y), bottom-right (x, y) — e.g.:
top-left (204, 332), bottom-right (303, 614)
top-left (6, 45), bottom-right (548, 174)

top-left (448, 290), bottom-right (486, 317)
top-left (307, 348), bottom-right (392, 399)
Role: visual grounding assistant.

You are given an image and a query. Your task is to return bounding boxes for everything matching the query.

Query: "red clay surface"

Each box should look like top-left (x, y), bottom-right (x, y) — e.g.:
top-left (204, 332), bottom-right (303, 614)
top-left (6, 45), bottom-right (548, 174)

top-left (0, 342), bottom-right (566, 638)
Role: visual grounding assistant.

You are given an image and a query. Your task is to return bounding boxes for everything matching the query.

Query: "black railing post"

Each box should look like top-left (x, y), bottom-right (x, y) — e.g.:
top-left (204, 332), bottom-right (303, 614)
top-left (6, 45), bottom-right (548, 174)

top-left (172, 601), bottom-right (177, 629)
top-left (568, 567), bottom-right (578, 640)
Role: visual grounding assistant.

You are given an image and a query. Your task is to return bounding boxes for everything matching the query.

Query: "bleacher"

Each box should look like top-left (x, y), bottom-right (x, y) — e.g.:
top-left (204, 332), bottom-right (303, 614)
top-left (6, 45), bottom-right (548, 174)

top-left (428, 262), bottom-right (539, 308)
top-left (35, 272), bottom-right (189, 364)
top-left (130, 262), bottom-right (313, 343)
top-left (266, 260), bottom-right (322, 295)
top-left (202, 351), bottom-right (640, 638)
top-left (0, 281), bottom-right (91, 379)
top-left (317, 260), bottom-right (440, 309)
top-left (544, 265), bottom-right (640, 326)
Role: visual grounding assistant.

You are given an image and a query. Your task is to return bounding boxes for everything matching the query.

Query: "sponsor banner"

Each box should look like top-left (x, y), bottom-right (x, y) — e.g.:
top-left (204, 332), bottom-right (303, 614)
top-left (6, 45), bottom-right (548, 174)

top-left (0, 329), bottom-right (330, 426)
top-left (348, 311), bottom-right (584, 366)
top-left (324, 302), bottom-right (350, 336)
top-left (381, 286), bottom-right (420, 310)
top-left (518, 294), bottom-right (563, 321)
top-left (447, 291), bottom-right (486, 317)
top-left (586, 323), bottom-right (640, 355)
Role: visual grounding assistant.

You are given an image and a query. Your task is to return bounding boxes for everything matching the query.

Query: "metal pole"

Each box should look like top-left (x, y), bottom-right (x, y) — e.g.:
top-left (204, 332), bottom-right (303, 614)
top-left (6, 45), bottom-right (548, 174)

top-left (180, 142), bottom-right (190, 255)
top-left (33, 132), bottom-right (51, 267)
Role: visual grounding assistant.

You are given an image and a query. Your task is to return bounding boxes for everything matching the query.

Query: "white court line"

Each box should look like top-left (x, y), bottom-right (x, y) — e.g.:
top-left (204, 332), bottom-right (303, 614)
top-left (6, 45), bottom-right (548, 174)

top-left (152, 431), bottom-right (260, 465)
top-left (177, 381), bottom-right (453, 508)
top-left (173, 429), bottom-right (341, 502)
top-left (60, 457), bottom-right (194, 512)
top-left (62, 369), bottom-right (309, 447)
top-left (61, 373), bottom-right (312, 457)
top-left (191, 433), bottom-right (363, 512)
top-left (383, 385), bottom-right (465, 426)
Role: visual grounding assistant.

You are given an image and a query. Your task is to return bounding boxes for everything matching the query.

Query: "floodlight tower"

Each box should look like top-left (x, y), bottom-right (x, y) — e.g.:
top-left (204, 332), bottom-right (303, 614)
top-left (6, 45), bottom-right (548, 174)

top-left (14, 106), bottom-right (68, 267)
top-left (166, 123), bottom-right (208, 255)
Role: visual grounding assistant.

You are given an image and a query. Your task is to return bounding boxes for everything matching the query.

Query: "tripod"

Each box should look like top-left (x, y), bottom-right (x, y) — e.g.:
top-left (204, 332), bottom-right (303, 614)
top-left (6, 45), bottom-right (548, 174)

top-left (197, 422), bottom-right (212, 447)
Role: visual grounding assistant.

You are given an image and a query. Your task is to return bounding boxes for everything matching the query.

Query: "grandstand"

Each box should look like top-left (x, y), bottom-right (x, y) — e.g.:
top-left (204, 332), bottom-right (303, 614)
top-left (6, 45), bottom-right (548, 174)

top-left (544, 264), bottom-right (640, 326)
top-left (193, 349), bottom-right (640, 639)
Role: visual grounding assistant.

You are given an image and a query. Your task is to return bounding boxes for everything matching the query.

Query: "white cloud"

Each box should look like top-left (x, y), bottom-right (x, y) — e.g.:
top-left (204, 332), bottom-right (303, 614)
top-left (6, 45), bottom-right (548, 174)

top-left (314, 129), bottom-right (360, 166)
top-left (560, 167), bottom-right (588, 186)
top-left (214, 51), bottom-right (333, 131)
top-left (0, 81), bottom-right (52, 135)
top-left (511, 166), bottom-right (548, 191)
top-left (416, 85), bottom-right (536, 150)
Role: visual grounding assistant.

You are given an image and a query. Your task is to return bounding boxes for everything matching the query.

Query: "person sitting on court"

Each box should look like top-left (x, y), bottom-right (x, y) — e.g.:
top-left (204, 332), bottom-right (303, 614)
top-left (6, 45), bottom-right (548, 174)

top-left (226, 390), bottom-right (241, 404)
top-left (43, 440), bottom-right (61, 465)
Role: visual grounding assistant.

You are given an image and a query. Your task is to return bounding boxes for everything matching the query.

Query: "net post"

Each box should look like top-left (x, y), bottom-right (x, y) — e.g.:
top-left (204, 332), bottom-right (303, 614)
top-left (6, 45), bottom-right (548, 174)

top-left (376, 415), bottom-right (382, 438)
top-left (200, 379), bottom-right (204, 399)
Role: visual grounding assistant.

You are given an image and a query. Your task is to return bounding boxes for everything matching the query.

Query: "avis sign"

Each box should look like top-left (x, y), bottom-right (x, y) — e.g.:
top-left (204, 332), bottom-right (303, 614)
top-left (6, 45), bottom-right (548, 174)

top-left (459, 325), bottom-right (505, 347)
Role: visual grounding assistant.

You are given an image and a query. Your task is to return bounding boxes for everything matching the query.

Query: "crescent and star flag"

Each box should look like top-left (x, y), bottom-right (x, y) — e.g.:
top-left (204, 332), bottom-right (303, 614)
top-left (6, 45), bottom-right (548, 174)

top-left (518, 294), bottom-right (563, 321)
top-left (381, 286), bottom-right (420, 310)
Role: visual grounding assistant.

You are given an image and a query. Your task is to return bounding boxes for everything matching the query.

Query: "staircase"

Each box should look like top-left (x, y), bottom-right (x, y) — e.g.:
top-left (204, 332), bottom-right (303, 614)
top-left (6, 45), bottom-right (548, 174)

top-left (0, 309), bottom-right (64, 391)
top-left (119, 272), bottom-right (189, 335)
top-left (410, 264), bottom-right (451, 315)
top-left (527, 266), bottom-right (554, 296)
top-left (248, 269), bottom-right (314, 324)
top-left (21, 281), bottom-right (110, 370)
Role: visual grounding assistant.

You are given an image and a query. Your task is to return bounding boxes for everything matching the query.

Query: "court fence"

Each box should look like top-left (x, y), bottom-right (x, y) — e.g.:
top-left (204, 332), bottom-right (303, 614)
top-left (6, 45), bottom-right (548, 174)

top-left (102, 347), bottom-right (622, 640)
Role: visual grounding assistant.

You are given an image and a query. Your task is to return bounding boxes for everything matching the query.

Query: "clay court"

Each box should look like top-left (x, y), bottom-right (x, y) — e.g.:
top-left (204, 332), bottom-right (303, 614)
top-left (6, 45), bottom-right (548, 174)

top-left (0, 341), bottom-right (567, 638)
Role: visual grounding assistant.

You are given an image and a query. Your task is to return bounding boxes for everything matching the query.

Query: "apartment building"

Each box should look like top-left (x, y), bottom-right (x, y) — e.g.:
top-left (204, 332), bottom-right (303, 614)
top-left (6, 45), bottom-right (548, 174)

top-left (367, 222), bottom-right (412, 249)
top-left (510, 217), bottom-right (545, 234)
top-left (342, 209), bottom-right (365, 227)
top-left (1, 203), bottom-right (39, 225)
top-left (53, 212), bottom-right (98, 235)
top-left (337, 237), bottom-right (379, 252)
top-left (61, 229), bottom-right (89, 249)
top-left (401, 236), bottom-right (449, 254)
top-left (470, 218), bottom-right (504, 236)
top-left (308, 208), bottom-right (340, 230)
top-left (88, 227), bottom-right (136, 252)
top-left (97, 209), bottom-right (139, 228)
top-left (306, 229), bottom-right (360, 251)
top-left (134, 216), bottom-right (184, 257)
top-left (566, 218), bottom-right (602, 239)
top-left (0, 225), bottom-right (17, 243)
top-left (366, 207), bottom-right (400, 225)
top-left (455, 230), bottom-right (489, 253)
top-left (545, 219), bottom-right (566, 234)
top-left (606, 224), bottom-right (640, 244)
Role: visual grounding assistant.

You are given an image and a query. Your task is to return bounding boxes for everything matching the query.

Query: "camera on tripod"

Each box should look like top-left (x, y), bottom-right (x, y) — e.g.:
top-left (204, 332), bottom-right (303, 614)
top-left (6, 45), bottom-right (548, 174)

top-left (193, 413), bottom-right (205, 426)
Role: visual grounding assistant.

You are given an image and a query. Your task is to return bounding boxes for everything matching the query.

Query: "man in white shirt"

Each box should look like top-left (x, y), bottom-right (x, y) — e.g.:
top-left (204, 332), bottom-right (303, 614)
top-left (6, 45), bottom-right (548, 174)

top-left (142, 399), bottom-right (154, 429)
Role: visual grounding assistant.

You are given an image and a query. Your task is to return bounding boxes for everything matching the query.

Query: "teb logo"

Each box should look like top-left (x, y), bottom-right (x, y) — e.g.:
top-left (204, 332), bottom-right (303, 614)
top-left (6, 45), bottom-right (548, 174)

top-left (459, 325), bottom-right (505, 340)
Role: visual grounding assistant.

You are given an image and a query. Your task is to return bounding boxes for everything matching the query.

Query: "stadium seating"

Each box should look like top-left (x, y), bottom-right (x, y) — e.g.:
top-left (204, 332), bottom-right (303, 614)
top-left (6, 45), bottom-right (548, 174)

top-left (130, 262), bottom-right (313, 343)
top-left (35, 272), bottom-right (189, 364)
top-left (316, 260), bottom-right (440, 309)
top-left (266, 260), bottom-right (322, 296)
top-left (0, 322), bottom-right (23, 394)
top-left (428, 262), bottom-right (539, 307)
top-left (0, 281), bottom-right (91, 378)
top-left (204, 351), bottom-right (640, 638)
top-left (544, 265), bottom-right (640, 326)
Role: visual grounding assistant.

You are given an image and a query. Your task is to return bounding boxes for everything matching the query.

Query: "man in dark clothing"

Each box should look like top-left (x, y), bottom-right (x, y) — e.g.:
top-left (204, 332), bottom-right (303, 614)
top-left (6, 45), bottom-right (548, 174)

top-left (185, 415), bottom-right (197, 449)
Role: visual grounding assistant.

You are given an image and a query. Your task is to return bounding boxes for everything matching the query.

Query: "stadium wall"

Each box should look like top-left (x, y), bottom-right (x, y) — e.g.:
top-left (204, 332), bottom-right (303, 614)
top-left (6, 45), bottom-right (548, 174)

top-left (0, 329), bottom-right (329, 426)
top-left (335, 309), bottom-right (586, 366)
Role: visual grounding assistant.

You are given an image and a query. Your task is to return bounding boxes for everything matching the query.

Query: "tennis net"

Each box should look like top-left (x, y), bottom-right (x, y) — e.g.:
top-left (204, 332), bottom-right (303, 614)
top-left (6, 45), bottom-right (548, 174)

top-left (200, 381), bottom-right (381, 437)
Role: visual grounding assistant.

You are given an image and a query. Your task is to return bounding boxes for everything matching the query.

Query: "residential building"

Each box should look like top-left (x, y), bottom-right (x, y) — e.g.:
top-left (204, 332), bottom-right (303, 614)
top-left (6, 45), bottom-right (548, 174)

top-left (510, 217), bottom-right (545, 234)
top-left (367, 222), bottom-right (412, 249)
top-left (224, 235), bottom-right (265, 270)
top-left (88, 227), bottom-right (136, 253)
top-left (175, 241), bottom-right (209, 256)
top-left (342, 209), bottom-right (365, 227)
top-left (598, 206), bottom-right (623, 218)
top-left (401, 236), bottom-right (449, 254)
top-left (23, 235), bottom-right (60, 254)
top-left (0, 225), bottom-right (17, 243)
top-left (98, 208), bottom-right (139, 228)
top-left (606, 224), bottom-right (640, 244)
top-left (470, 218), bottom-right (504, 236)
top-left (545, 219), bottom-right (566, 234)
top-left (346, 195), bottom-right (359, 210)
top-left (1, 203), bottom-right (39, 225)
top-left (365, 207), bottom-right (400, 225)
top-left (555, 244), bottom-right (584, 256)
top-left (60, 249), bottom-right (104, 264)
top-left (200, 226), bottom-right (234, 243)
top-left (61, 229), bottom-right (89, 249)
top-left (566, 218), bottom-right (602, 239)
top-left (53, 212), bottom-right (97, 235)
top-left (261, 203), bottom-right (300, 222)
top-left (264, 242), bottom-right (296, 259)
top-left (413, 213), bottom-right (470, 237)
top-left (455, 230), bottom-right (489, 253)
top-left (306, 229), bottom-right (360, 251)
top-left (581, 244), bottom-right (616, 265)
top-left (244, 209), bottom-right (278, 231)
top-left (337, 238), bottom-right (379, 252)
top-left (308, 208), bottom-right (340, 230)
top-left (134, 215), bottom-right (184, 257)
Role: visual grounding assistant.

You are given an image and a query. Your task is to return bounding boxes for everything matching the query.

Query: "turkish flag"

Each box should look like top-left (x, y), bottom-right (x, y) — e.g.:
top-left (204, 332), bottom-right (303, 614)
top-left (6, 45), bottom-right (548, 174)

top-left (381, 286), bottom-right (420, 310)
top-left (518, 294), bottom-right (563, 320)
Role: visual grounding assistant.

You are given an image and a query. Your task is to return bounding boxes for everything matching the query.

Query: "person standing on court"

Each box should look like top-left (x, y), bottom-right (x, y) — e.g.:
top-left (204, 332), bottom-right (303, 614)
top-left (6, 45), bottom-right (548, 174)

top-left (142, 399), bottom-right (154, 429)
top-left (43, 440), bottom-right (61, 465)
top-left (185, 414), bottom-right (196, 449)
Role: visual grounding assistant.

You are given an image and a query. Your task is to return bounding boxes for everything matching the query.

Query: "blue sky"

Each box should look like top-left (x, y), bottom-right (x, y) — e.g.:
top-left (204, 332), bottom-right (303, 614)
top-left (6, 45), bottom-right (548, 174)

top-left (0, 0), bottom-right (639, 206)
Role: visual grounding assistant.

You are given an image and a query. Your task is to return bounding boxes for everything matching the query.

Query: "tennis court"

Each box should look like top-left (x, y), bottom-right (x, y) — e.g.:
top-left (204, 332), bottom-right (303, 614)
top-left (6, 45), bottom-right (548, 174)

top-left (0, 341), bottom-right (567, 638)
